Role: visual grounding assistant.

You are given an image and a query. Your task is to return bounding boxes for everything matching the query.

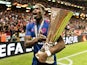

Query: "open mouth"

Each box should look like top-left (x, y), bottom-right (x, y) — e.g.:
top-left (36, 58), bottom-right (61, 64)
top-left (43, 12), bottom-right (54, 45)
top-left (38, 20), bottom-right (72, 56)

top-left (33, 13), bottom-right (38, 18)
top-left (33, 13), bottom-right (37, 15)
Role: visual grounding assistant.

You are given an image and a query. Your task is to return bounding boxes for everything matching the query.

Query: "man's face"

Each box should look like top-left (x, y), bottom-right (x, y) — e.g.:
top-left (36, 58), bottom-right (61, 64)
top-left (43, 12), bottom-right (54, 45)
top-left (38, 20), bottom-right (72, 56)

top-left (33, 5), bottom-right (42, 19)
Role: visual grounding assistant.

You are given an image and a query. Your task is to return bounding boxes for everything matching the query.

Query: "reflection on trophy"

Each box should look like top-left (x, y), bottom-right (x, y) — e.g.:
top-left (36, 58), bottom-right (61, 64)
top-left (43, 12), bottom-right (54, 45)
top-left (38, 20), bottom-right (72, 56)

top-left (36, 7), bottom-right (73, 64)
top-left (47, 7), bottom-right (73, 42)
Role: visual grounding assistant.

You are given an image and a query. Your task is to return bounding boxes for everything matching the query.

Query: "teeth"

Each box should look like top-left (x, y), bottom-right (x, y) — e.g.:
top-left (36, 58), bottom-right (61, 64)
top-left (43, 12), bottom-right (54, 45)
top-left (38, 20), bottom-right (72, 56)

top-left (33, 13), bottom-right (37, 15)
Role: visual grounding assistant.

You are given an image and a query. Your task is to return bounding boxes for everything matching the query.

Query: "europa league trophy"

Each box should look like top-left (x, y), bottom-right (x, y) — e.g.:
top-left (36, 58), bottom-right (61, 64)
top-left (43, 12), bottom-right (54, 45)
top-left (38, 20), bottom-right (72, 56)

top-left (36, 7), bottom-right (73, 64)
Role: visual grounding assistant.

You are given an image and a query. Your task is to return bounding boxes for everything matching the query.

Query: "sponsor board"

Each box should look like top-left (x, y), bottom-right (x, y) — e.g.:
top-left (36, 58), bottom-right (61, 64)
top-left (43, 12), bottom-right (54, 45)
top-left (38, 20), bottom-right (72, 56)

top-left (0, 42), bottom-right (32, 59)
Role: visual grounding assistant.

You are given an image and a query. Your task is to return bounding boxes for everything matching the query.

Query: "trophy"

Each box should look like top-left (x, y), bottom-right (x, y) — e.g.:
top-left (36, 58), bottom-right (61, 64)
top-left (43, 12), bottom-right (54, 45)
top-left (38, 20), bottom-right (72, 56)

top-left (36, 7), bottom-right (73, 64)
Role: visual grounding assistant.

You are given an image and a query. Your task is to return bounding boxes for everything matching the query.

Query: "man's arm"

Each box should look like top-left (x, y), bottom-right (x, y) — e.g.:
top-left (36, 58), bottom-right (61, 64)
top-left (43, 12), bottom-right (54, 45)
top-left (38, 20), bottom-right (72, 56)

top-left (36, 36), bottom-right (65, 63)
top-left (24, 34), bottom-right (46, 47)
top-left (49, 36), bottom-right (65, 55)
top-left (24, 36), bottom-right (38, 47)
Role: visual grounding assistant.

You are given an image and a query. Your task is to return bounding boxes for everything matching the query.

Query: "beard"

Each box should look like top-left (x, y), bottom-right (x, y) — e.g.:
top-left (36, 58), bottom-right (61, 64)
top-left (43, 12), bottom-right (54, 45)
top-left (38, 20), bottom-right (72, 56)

top-left (35, 16), bottom-right (42, 21)
top-left (33, 13), bottom-right (42, 24)
top-left (33, 12), bottom-right (42, 19)
top-left (35, 16), bottom-right (42, 25)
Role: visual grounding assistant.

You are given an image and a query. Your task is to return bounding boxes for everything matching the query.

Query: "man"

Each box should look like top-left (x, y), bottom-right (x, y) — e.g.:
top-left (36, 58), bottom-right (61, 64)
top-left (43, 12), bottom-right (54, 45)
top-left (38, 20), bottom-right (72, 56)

top-left (25, 3), bottom-right (65, 65)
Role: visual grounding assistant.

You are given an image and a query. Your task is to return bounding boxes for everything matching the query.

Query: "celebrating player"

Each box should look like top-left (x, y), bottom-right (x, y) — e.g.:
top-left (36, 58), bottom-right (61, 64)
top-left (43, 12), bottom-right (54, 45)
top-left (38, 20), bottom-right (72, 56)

top-left (25, 3), bottom-right (65, 65)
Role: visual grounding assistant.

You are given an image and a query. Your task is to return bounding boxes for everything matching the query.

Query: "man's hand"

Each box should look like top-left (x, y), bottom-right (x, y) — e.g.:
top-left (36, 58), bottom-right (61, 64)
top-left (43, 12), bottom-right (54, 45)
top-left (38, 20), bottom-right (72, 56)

top-left (37, 34), bottom-right (46, 41)
top-left (35, 51), bottom-right (48, 63)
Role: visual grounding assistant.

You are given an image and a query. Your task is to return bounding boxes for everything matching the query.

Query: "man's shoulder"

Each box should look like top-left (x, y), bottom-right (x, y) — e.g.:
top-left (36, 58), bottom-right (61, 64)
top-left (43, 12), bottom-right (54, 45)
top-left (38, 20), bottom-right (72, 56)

top-left (27, 22), bottom-right (35, 25)
top-left (27, 22), bottom-right (35, 27)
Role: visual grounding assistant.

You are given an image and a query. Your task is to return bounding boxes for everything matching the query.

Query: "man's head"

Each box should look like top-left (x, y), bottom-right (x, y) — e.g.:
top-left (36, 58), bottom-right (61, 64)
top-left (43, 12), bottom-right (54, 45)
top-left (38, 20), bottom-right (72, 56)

top-left (33, 3), bottom-right (46, 20)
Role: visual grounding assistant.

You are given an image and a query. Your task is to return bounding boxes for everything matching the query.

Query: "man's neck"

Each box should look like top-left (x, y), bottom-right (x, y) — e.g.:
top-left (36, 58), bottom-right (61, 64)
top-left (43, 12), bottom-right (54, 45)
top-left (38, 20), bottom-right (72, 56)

top-left (36, 17), bottom-right (43, 25)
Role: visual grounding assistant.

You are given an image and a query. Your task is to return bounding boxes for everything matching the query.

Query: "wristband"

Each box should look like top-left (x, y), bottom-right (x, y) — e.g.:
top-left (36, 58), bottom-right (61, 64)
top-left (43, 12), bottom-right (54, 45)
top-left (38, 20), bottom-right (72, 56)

top-left (32, 37), bottom-right (36, 40)
top-left (55, 42), bottom-right (57, 45)
top-left (45, 50), bottom-right (51, 56)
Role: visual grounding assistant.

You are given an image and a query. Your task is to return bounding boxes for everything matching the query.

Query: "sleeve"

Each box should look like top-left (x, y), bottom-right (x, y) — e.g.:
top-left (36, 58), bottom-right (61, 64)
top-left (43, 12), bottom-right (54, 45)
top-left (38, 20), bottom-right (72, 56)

top-left (25, 23), bottom-right (32, 36)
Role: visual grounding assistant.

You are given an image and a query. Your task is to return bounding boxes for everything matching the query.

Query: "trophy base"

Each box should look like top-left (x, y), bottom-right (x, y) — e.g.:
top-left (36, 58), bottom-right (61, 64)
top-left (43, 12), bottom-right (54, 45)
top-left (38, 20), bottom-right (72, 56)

top-left (36, 51), bottom-right (54, 64)
top-left (45, 56), bottom-right (54, 64)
